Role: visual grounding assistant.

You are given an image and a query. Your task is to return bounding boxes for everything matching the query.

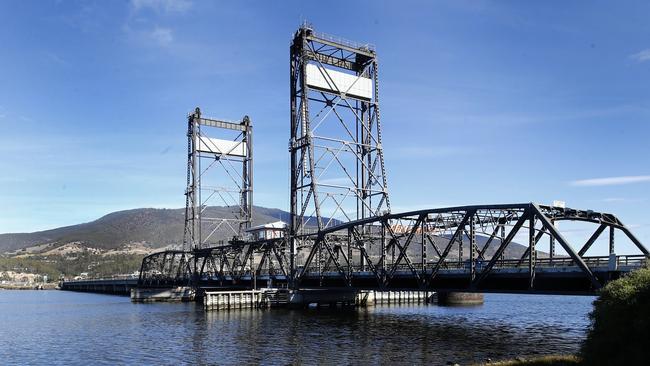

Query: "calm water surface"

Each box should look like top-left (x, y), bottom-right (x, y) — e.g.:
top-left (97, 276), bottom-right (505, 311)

top-left (0, 290), bottom-right (594, 365)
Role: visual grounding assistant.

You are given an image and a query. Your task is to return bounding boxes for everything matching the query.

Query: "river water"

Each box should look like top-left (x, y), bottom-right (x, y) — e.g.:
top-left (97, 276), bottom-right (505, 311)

top-left (0, 290), bottom-right (593, 365)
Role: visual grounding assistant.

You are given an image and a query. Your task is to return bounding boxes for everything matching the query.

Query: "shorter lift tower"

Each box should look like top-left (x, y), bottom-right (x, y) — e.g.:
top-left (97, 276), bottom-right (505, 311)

top-left (184, 107), bottom-right (253, 252)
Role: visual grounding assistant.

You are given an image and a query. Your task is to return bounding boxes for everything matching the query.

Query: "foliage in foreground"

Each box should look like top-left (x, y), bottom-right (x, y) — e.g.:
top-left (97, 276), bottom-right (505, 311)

top-left (581, 265), bottom-right (650, 365)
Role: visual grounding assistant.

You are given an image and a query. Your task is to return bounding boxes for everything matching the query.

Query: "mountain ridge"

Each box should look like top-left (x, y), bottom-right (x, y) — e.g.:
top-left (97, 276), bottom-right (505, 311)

top-left (0, 206), bottom-right (290, 253)
top-left (0, 206), bottom-right (537, 261)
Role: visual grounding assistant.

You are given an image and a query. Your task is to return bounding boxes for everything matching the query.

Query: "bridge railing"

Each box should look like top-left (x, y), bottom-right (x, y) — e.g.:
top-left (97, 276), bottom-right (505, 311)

top-left (61, 274), bottom-right (139, 283)
top-left (291, 254), bottom-right (647, 276)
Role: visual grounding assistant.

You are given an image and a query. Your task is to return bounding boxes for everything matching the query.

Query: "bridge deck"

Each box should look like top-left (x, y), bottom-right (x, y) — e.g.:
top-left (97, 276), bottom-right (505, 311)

top-left (60, 255), bottom-right (644, 297)
top-left (60, 278), bottom-right (138, 295)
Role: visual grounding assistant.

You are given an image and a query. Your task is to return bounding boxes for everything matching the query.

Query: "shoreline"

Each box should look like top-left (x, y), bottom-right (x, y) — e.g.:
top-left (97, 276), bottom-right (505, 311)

top-left (0, 284), bottom-right (59, 290)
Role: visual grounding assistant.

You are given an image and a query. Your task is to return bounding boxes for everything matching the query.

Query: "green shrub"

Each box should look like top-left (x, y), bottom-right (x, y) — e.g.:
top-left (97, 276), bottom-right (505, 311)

top-left (581, 266), bottom-right (650, 365)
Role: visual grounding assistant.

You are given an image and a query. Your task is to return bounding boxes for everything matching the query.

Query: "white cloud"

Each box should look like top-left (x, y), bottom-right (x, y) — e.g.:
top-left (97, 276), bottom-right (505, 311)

top-left (595, 197), bottom-right (646, 204)
top-left (131, 0), bottom-right (192, 14)
top-left (630, 49), bottom-right (650, 63)
top-left (149, 27), bottom-right (173, 46)
top-left (394, 145), bottom-right (472, 158)
top-left (602, 198), bottom-right (626, 202)
top-left (319, 177), bottom-right (353, 186)
top-left (571, 175), bottom-right (650, 187)
top-left (45, 52), bottom-right (69, 66)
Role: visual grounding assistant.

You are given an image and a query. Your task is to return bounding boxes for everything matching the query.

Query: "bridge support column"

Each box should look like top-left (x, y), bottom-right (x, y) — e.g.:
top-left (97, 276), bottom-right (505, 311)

top-left (130, 287), bottom-right (195, 302)
top-left (436, 292), bottom-right (484, 306)
top-left (288, 289), bottom-right (358, 308)
top-left (549, 219), bottom-right (556, 263)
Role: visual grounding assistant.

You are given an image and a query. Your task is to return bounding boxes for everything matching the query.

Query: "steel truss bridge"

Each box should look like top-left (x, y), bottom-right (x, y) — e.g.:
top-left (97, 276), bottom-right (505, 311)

top-left (139, 202), bottom-right (648, 295)
top-left (138, 24), bottom-right (648, 297)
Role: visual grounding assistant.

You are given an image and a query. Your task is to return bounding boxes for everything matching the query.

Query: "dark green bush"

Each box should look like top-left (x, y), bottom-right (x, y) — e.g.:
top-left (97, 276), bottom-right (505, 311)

top-left (581, 266), bottom-right (650, 365)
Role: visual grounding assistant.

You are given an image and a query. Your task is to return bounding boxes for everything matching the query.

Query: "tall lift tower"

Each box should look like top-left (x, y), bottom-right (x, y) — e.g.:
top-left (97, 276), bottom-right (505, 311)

top-left (289, 25), bottom-right (391, 276)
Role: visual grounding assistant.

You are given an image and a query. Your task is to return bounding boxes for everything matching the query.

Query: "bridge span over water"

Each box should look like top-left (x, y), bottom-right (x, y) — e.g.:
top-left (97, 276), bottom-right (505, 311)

top-left (63, 25), bottom-right (649, 302)
top-left (137, 203), bottom-right (648, 296)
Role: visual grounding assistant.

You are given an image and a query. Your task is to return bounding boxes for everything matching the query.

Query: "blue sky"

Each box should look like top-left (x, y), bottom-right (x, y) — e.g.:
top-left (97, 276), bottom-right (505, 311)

top-left (1, 0), bottom-right (649, 250)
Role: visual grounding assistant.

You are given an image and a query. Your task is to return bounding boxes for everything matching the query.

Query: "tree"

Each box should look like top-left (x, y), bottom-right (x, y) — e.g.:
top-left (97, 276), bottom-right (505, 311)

top-left (581, 266), bottom-right (650, 365)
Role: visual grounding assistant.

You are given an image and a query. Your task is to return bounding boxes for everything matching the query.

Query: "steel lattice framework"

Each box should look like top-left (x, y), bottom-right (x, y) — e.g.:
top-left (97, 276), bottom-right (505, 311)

top-left (138, 25), bottom-right (649, 295)
top-left (290, 24), bottom-right (391, 286)
top-left (292, 203), bottom-right (648, 292)
top-left (184, 107), bottom-right (253, 251)
top-left (139, 203), bottom-right (648, 293)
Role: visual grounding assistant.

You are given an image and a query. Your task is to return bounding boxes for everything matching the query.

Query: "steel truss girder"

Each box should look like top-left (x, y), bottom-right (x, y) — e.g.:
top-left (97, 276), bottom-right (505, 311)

top-left (138, 202), bottom-right (647, 293)
top-left (289, 202), bottom-right (649, 292)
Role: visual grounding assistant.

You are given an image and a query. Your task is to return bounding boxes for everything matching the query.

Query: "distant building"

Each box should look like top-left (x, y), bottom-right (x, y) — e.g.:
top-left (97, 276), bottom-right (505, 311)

top-left (246, 221), bottom-right (287, 240)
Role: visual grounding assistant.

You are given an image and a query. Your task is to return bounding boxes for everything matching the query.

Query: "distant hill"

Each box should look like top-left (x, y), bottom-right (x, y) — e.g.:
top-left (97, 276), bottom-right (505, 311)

top-left (0, 206), bottom-right (292, 253)
top-left (0, 207), bottom-right (539, 261)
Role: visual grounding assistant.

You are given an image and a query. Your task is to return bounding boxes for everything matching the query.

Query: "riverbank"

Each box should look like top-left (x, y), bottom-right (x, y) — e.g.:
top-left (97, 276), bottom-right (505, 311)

top-left (0, 283), bottom-right (58, 290)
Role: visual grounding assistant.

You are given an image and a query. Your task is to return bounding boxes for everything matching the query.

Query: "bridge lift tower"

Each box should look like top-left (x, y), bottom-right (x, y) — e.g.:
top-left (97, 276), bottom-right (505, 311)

top-left (137, 25), bottom-right (649, 295)
top-left (184, 107), bottom-right (253, 251)
top-left (289, 24), bottom-right (391, 279)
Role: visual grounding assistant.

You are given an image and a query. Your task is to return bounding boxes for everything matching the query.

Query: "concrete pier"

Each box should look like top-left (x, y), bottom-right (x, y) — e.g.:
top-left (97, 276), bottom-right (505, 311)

top-left (285, 289), bottom-right (432, 308)
top-left (203, 289), bottom-right (433, 311)
top-left (130, 287), bottom-right (195, 302)
top-left (204, 290), bottom-right (264, 310)
top-left (288, 288), bottom-right (358, 308)
top-left (358, 290), bottom-right (433, 306)
top-left (204, 289), bottom-right (290, 310)
top-left (436, 292), bottom-right (484, 306)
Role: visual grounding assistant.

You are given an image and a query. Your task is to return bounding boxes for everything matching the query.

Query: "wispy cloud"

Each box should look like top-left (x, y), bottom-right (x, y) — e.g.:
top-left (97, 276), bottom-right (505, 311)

top-left (391, 203), bottom-right (459, 212)
top-left (45, 51), bottom-right (69, 66)
top-left (393, 145), bottom-right (473, 158)
top-left (122, 19), bottom-right (175, 49)
top-left (319, 177), bottom-right (353, 186)
top-left (630, 49), bottom-right (650, 63)
top-left (149, 26), bottom-right (173, 46)
top-left (602, 198), bottom-right (627, 203)
top-left (597, 197), bottom-right (646, 204)
top-left (571, 175), bottom-right (650, 187)
top-left (121, 0), bottom-right (264, 76)
top-left (131, 0), bottom-right (192, 14)
top-left (124, 0), bottom-right (191, 49)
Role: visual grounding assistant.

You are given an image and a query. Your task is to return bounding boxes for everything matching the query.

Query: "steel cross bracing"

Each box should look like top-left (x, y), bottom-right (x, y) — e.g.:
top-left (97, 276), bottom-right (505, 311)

top-left (183, 107), bottom-right (253, 251)
top-left (289, 24), bottom-right (391, 287)
top-left (139, 202), bottom-right (649, 294)
top-left (137, 26), bottom-right (649, 295)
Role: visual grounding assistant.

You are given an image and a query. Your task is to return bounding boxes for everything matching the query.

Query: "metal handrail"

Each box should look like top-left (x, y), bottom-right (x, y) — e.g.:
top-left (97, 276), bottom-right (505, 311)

top-left (310, 29), bottom-right (375, 52)
top-left (292, 254), bottom-right (647, 276)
